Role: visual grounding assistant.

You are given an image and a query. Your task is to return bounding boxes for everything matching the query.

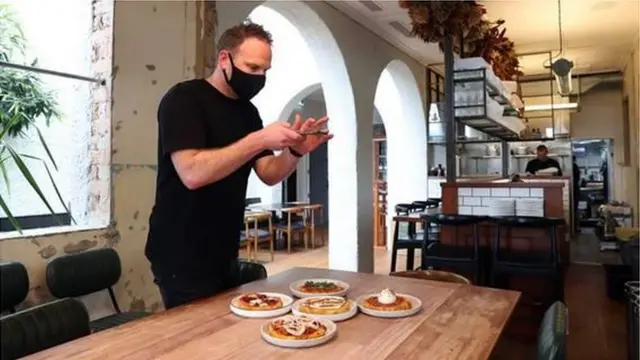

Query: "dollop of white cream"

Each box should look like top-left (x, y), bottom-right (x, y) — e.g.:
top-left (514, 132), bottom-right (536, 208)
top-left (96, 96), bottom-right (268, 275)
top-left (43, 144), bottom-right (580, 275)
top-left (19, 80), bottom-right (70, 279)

top-left (377, 288), bottom-right (397, 304)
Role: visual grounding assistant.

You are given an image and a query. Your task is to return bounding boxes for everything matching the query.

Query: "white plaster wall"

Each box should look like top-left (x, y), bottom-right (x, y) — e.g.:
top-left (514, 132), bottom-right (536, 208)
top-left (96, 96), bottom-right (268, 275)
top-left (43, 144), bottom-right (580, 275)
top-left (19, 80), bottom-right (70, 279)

top-left (374, 62), bottom-right (427, 249)
top-left (1, 0), bottom-right (92, 223)
top-left (217, 0), bottom-right (427, 272)
top-left (245, 6), bottom-right (320, 205)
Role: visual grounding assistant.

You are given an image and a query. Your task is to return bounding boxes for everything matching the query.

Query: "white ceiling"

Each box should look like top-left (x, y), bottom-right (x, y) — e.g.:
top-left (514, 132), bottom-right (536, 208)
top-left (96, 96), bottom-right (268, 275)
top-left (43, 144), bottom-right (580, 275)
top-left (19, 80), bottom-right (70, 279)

top-left (329, 0), bottom-right (640, 76)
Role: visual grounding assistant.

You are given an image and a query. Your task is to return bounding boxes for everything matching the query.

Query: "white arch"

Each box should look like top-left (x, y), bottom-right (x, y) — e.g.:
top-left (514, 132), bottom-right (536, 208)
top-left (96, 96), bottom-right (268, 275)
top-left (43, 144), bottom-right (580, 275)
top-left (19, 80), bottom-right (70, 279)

top-left (374, 60), bottom-right (428, 248)
top-left (276, 82), bottom-right (322, 121)
top-left (227, 1), bottom-right (359, 271)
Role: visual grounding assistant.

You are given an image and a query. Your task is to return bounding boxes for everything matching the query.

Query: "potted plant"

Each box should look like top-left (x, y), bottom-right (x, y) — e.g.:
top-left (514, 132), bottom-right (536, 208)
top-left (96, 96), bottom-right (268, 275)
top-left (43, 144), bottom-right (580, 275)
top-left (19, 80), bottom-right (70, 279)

top-left (0, 4), bottom-right (71, 232)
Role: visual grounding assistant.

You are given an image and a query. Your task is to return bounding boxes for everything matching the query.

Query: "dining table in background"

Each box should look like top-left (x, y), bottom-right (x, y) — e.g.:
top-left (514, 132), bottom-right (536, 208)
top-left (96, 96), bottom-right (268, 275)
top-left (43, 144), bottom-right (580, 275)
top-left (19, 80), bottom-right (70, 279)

top-left (25, 267), bottom-right (520, 360)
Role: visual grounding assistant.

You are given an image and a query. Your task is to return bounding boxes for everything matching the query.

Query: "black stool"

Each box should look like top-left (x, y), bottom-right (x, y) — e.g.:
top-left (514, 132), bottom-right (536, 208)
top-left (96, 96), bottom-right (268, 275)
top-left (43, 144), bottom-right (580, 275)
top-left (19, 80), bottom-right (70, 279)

top-left (420, 213), bottom-right (483, 284)
top-left (490, 216), bottom-right (565, 303)
top-left (389, 204), bottom-right (421, 272)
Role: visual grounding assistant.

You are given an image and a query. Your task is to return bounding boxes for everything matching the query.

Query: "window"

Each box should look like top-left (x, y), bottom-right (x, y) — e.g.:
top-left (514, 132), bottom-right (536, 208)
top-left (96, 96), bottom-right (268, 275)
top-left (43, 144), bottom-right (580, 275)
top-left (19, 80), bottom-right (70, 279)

top-left (0, 0), bottom-right (113, 234)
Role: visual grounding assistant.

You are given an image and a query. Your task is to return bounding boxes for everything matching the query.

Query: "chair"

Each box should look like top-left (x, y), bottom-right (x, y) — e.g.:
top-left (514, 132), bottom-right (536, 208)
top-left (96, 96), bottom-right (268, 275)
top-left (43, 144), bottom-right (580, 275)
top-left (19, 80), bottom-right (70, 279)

top-left (490, 216), bottom-right (565, 303)
top-left (275, 206), bottom-right (309, 253)
top-left (389, 204), bottom-right (422, 272)
top-left (421, 213), bottom-right (483, 284)
top-left (536, 301), bottom-right (568, 360)
top-left (46, 248), bottom-right (150, 332)
top-left (0, 261), bottom-right (29, 315)
top-left (0, 298), bottom-right (91, 359)
top-left (227, 260), bottom-right (268, 288)
top-left (241, 211), bottom-right (275, 262)
top-left (390, 269), bottom-right (471, 284)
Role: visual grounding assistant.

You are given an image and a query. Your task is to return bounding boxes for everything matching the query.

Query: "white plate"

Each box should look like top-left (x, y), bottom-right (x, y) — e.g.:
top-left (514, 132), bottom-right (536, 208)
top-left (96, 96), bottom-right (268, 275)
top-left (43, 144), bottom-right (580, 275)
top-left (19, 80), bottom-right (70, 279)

top-left (261, 316), bottom-right (337, 348)
top-left (289, 279), bottom-right (350, 298)
top-left (229, 292), bottom-right (294, 318)
top-left (355, 293), bottom-right (422, 318)
top-left (292, 296), bottom-right (358, 322)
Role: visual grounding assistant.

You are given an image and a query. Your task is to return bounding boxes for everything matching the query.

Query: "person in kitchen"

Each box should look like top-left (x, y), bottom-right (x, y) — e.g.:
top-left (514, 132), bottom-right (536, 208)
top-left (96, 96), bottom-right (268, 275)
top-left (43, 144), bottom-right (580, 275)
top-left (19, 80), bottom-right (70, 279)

top-left (525, 144), bottom-right (563, 176)
top-left (145, 21), bottom-right (333, 310)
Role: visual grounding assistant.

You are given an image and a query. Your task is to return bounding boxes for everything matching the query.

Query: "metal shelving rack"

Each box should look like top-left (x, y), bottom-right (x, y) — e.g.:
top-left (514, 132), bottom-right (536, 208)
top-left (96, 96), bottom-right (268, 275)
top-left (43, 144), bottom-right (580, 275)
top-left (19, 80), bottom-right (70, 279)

top-left (453, 67), bottom-right (521, 141)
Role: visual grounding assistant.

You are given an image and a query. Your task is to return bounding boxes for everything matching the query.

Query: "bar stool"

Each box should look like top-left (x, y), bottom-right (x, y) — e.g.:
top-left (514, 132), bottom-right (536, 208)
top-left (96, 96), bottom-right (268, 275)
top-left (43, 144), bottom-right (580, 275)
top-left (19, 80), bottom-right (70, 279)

top-left (389, 204), bottom-right (421, 272)
top-left (420, 213), bottom-right (483, 284)
top-left (490, 216), bottom-right (565, 303)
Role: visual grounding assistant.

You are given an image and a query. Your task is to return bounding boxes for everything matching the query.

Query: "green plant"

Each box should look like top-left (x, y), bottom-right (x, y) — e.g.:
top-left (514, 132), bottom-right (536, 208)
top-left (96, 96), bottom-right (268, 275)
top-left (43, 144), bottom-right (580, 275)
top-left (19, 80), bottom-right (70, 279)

top-left (0, 4), bottom-right (60, 137)
top-left (0, 4), bottom-right (71, 232)
top-left (0, 115), bottom-right (70, 232)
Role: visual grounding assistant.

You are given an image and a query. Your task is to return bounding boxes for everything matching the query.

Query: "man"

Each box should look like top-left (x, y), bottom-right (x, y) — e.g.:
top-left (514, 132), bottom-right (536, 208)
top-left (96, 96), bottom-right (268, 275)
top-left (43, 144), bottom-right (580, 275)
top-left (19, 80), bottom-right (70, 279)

top-left (572, 156), bottom-right (581, 232)
top-left (145, 21), bottom-right (332, 310)
top-left (525, 144), bottom-right (562, 176)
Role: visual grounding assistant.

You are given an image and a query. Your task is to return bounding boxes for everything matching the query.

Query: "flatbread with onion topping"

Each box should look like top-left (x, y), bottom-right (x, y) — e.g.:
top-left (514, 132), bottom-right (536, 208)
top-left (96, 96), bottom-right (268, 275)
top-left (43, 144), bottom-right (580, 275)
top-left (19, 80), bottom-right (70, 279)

top-left (298, 297), bottom-right (351, 315)
top-left (267, 315), bottom-right (327, 340)
top-left (298, 280), bottom-right (344, 294)
top-left (233, 292), bottom-right (284, 311)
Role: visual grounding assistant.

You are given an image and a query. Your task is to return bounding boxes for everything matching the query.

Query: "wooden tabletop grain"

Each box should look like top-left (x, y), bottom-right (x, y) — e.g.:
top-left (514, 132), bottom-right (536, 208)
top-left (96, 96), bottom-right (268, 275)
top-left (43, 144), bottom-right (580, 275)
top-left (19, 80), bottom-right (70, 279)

top-left (26, 267), bottom-right (520, 360)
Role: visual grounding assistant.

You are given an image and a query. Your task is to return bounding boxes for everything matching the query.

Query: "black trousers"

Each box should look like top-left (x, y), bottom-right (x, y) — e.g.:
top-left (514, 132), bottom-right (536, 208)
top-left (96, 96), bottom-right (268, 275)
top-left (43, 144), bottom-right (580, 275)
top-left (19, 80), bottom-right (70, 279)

top-left (153, 262), bottom-right (237, 310)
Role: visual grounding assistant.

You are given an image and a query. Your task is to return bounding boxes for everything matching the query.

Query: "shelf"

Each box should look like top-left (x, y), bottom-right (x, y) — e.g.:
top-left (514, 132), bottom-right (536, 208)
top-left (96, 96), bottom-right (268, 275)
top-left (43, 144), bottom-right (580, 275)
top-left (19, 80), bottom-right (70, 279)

top-left (511, 153), bottom-right (572, 158)
top-left (456, 115), bottom-right (520, 141)
top-left (470, 155), bottom-right (501, 159)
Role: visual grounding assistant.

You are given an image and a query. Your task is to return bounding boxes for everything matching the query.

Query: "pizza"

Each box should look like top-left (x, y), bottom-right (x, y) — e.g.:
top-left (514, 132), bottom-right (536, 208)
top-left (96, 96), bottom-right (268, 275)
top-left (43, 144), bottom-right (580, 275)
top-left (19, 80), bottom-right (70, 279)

top-left (233, 292), bottom-right (284, 311)
top-left (298, 297), bottom-right (352, 315)
top-left (362, 289), bottom-right (412, 312)
top-left (298, 280), bottom-right (344, 294)
top-left (267, 315), bottom-right (327, 340)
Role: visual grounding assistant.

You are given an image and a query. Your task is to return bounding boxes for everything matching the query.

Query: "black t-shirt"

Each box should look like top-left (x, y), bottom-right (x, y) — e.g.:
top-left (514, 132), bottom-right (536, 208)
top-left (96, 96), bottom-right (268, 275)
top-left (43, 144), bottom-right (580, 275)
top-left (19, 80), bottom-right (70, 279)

top-left (525, 157), bottom-right (563, 176)
top-left (145, 79), bottom-right (272, 278)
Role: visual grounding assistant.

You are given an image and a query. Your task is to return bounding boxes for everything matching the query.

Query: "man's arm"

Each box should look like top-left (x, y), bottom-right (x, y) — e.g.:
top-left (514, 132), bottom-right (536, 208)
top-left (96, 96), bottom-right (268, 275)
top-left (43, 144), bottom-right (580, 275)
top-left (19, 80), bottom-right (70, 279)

top-left (525, 160), bottom-right (535, 174)
top-left (253, 148), bottom-right (299, 186)
top-left (172, 133), bottom-right (264, 190)
top-left (553, 159), bottom-right (563, 176)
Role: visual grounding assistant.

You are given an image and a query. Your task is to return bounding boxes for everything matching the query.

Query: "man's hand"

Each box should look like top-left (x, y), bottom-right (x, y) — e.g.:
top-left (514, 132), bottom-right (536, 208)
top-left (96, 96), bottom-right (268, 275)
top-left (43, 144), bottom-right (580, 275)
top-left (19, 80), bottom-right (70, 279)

top-left (258, 121), bottom-right (304, 151)
top-left (289, 113), bottom-right (334, 155)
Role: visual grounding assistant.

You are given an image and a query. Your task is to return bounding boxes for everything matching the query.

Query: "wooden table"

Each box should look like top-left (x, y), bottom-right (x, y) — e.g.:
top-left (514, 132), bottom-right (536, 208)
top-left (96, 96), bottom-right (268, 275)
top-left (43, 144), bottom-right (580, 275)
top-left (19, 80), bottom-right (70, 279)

top-left (26, 268), bottom-right (520, 360)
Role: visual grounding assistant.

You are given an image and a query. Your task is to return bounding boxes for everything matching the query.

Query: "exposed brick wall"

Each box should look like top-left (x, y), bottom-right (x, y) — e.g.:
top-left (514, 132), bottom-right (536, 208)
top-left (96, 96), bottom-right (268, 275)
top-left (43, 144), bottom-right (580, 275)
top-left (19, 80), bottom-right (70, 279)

top-left (88, 0), bottom-right (114, 224)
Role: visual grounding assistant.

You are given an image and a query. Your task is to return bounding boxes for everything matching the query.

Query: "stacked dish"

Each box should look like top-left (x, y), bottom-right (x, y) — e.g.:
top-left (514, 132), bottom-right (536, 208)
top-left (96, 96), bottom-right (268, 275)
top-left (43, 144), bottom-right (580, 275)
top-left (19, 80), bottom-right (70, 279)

top-left (515, 199), bottom-right (544, 217)
top-left (487, 199), bottom-right (515, 217)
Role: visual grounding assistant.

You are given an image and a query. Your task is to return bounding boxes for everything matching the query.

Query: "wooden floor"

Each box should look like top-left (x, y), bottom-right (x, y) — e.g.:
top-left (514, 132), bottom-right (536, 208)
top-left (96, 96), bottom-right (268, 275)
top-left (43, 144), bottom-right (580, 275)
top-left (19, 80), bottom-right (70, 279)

top-left (241, 229), bottom-right (630, 360)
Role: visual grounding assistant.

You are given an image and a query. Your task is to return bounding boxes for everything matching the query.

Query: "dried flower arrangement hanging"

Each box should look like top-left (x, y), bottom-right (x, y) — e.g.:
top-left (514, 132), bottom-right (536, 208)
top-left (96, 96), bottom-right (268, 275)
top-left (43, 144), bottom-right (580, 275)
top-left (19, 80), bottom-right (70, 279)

top-left (399, 1), bottom-right (522, 80)
top-left (465, 20), bottom-right (523, 80)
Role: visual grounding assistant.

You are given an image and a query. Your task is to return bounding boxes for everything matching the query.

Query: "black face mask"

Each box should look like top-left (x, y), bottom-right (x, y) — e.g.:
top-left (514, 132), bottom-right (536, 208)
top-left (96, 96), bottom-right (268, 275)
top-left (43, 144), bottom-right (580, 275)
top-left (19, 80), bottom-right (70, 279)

top-left (222, 54), bottom-right (266, 100)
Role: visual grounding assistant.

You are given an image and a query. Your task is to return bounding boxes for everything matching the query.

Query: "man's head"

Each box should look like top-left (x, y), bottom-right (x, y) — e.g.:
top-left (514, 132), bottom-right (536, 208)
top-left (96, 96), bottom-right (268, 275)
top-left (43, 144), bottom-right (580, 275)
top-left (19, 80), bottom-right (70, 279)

top-left (536, 144), bottom-right (549, 160)
top-left (214, 21), bottom-right (273, 99)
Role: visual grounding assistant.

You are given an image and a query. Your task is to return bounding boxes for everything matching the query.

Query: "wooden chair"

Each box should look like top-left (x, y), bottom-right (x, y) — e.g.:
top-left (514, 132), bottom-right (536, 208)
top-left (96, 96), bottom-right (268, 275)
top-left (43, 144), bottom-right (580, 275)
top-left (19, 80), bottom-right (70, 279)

top-left (276, 206), bottom-right (308, 253)
top-left (242, 211), bottom-right (274, 262)
top-left (304, 204), bottom-right (324, 248)
top-left (390, 269), bottom-right (471, 284)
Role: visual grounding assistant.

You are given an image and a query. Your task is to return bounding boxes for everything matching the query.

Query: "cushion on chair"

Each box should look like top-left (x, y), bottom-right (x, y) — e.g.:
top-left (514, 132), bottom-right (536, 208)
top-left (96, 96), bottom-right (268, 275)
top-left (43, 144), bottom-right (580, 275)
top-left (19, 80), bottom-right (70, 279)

top-left (0, 298), bottom-right (91, 359)
top-left (46, 248), bottom-right (122, 298)
top-left (226, 260), bottom-right (268, 288)
top-left (537, 301), bottom-right (568, 360)
top-left (90, 311), bottom-right (150, 332)
top-left (0, 261), bottom-right (29, 313)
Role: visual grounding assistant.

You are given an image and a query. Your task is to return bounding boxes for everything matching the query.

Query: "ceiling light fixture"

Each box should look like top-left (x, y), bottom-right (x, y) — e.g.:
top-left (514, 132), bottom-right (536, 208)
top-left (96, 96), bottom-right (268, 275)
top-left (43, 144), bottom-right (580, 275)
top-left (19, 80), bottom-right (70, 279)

top-left (524, 102), bottom-right (579, 112)
top-left (551, 58), bottom-right (574, 95)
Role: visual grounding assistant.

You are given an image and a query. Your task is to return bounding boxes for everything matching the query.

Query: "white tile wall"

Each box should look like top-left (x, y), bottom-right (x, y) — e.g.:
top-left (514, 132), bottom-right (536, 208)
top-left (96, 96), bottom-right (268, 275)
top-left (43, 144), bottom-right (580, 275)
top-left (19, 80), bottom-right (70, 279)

top-left (457, 186), bottom-right (545, 216)
top-left (523, 179), bottom-right (570, 220)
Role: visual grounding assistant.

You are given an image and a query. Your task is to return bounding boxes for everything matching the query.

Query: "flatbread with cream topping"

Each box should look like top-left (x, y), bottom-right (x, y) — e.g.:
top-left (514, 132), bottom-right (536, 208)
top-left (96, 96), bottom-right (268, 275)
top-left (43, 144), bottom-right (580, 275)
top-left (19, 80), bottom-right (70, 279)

top-left (298, 296), bottom-right (352, 315)
top-left (233, 292), bottom-right (284, 311)
top-left (267, 315), bottom-right (327, 340)
top-left (362, 289), bottom-right (412, 311)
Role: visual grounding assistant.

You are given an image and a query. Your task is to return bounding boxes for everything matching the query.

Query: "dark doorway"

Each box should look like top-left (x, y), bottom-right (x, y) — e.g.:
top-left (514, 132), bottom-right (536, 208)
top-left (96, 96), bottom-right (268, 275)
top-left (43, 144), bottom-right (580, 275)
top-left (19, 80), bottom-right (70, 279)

top-left (282, 170), bottom-right (297, 203)
top-left (309, 142), bottom-right (329, 225)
